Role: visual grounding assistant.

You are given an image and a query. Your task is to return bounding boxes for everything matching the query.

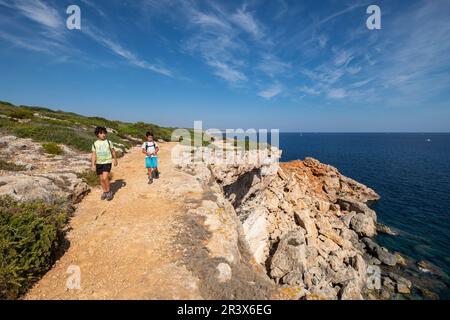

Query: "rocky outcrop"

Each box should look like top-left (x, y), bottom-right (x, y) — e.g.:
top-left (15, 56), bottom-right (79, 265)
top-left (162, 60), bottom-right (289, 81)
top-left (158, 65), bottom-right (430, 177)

top-left (174, 145), bottom-right (405, 300)
top-left (362, 238), bottom-right (397, 266)
top-left (0, 135), bottom-right (91, 203)
top-left (171, 148), bottom-right (277, 299)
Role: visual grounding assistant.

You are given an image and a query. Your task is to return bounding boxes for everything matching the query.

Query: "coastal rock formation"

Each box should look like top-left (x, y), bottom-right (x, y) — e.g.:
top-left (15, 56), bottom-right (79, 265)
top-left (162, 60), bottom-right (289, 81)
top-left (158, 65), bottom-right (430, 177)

top-left (3, 135), bottom-right (410, 300)
top-left (175, 146), bottom-right (404, 300)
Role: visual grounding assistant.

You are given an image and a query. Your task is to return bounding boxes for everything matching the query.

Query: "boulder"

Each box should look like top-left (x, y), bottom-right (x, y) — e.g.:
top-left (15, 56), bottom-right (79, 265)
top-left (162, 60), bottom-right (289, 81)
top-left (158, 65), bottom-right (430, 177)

top-left (308, 280), bottom-right (338, 300)
top-left (242, 207), bottom-right (270, 264)
top-left (293, 209), bottom-right (318, 244)
top-left (316, 236), bottom-right (340, 259)
top-left (388, 273), bottom-right (412, 294)
top-left (352, 254), bottom-right (368, 287)
top-left (340, 279), bottom-right (363, 300)
top-left (350, 213), bottom-right (376, 237)
top-left (337, 198), bottom-right (377, 222)
top-left (270, 229), bottom-right (307, 281)
top-left (362, 238), bottom-right (397, 266)
top-left (0, 174), bottom-right (63, 202)
top-left (281, 271), bottom-right (304, 286)
top-left (341, 211), bottom-right (356, 228)
top-left (383, 276), bottom-right (396, 292)
top-left (376, 223), bottom-right (398, 236)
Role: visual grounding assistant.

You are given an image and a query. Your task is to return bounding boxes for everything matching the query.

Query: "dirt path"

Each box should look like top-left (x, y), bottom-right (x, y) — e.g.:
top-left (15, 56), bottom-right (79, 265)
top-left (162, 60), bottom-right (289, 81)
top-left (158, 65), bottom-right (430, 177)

top-left (25, 143), bottom-right (204, 300)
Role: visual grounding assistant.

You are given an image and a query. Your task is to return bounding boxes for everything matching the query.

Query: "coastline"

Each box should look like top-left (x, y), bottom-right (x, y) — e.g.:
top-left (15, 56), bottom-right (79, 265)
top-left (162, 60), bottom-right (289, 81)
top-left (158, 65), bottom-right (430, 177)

top-left (176, 143), bottom-right (431, 299)
top-left (0, 134), bottom-right (444, 299)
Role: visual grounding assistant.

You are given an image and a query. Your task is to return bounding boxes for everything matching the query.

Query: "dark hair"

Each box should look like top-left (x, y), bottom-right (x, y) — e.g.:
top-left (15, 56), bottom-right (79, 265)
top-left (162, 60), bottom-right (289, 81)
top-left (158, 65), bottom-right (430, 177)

top-left (146, 131), bottom-right (154, 137)
top-left (95, 126), bottom-right (107, 136)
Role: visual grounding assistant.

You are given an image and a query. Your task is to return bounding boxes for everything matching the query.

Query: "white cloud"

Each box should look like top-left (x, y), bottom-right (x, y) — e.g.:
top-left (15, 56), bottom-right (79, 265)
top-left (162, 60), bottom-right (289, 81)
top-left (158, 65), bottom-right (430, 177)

top-left (334, 50), bottom-right (353, 66)
top-left (258, 83), bottom-right (283, 100)
top-left (302, 67), bottom-right (344, 85)
top-left (256, 55), bottom-right (291, 77)
top-left (327, 88), bottom-right (347, 99)
top-left (349, 78), bottom-right (372, 89)
top-left (346, 65), bottom-right (361, 75)
top-left (230, 5), bottom-right (264, 39)
top-left (83, 27), bottom-right (173, 77)
top-left (184, 6), bottom-right (250, 85)
top-left (207, 60), bottom-right (247, 83)
top-left (191, 11), bottom-right (231, 30)
top-left (4, 0), bottom-right (63, 30)
top-left (299, 85), bottom-right (321, 96)
top-left (314, 2), bottom-right (370, 28)
top-left (354, 0), bottom-right (450, 105)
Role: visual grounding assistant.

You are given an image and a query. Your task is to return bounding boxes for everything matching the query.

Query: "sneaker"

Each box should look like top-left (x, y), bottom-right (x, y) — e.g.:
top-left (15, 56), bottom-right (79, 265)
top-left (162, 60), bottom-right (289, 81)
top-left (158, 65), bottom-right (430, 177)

top-left (148, 176), bottom-right (153, 185)
top-left (154, 170), bottom-right (160, 179)
top-left (106, 191), bottom-right (113, 201)
top-left (101, 192), bottom-right (107, 200)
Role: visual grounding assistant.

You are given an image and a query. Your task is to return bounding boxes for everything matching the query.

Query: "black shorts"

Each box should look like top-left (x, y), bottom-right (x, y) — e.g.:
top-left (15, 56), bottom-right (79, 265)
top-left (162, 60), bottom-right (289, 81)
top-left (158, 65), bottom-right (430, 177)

top-left (96, 163), bottom-right (112, 175)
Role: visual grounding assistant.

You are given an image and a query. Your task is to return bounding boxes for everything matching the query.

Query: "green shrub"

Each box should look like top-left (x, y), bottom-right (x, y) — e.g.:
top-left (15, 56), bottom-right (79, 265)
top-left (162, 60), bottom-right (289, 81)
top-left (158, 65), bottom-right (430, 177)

top-left (0, 160), bottom-right (26, 171)
top-left (42, 142), bottom-right (64, 155)
top-left (77, 170), bottom-right (112, 187)
top-left (5, 109), bottom-right (34, 120)
top-left (77, 170), bottom-right (100, 186)
top-left (12, 125), bottom-right (92, 152)
top-left (0, 196), bottom-right (69, 299)
top-left (0, 101), bottom-right (179, 152)
top-left (0, 101), bottom-right (14, 107)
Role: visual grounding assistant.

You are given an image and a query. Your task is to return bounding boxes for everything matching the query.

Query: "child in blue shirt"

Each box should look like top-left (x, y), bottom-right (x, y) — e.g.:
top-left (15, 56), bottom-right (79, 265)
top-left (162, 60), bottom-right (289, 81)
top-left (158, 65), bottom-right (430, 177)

top-left (141, 131), bottom-right (159, 184)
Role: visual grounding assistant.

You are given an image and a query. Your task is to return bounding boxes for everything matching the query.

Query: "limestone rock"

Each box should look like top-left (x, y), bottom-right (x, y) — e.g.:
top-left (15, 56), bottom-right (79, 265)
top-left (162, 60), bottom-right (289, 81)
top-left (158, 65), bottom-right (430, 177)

top-left (270, 229), bottom-right (307, 281)
top-left (242, 207), bottom-right (269, 264)
top-left (388, 273), bottom-right (412, 294)
top-left (281, 271), bottom-right (304, 286)
top-left (0, 174), bottom-right (64, 202)
top-left (350, 213), bottom-right (377, 238)
top-left (203, 147), bottom-right (401, 300)
top-left (293, 209), bottom-right (318, 244)
top-left (362, 238), bottom-right (397, 266)
top-left (216, 263), bottom-right (232, 283)
top-left (376, 223), bottom-right (398, 236)
top-left (340, 279), bottom-right (363, 300)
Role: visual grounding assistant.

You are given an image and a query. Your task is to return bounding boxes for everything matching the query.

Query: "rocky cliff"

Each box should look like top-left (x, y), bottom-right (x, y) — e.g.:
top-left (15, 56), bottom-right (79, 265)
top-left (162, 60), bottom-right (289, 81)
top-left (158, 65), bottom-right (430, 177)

top-left (176, 145), bottom-right (410, 300)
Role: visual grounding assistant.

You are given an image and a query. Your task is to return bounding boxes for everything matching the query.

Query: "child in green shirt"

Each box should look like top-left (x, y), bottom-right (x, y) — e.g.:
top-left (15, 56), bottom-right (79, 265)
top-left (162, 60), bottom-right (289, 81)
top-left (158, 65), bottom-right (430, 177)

top-left (91, 126), bottom-right (118, 200)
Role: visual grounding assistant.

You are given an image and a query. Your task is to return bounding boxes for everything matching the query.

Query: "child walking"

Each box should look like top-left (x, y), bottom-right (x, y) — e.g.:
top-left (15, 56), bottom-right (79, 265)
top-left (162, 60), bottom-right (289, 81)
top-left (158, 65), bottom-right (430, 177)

top-left (91, 126), bottom-right (118, 200)
top-left (142, 131), bottom-right (159, 184)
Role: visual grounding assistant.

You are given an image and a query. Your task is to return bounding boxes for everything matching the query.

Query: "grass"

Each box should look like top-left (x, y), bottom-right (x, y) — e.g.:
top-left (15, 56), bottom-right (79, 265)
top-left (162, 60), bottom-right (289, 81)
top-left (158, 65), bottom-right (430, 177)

top-left (0, 160), bottom-right (26, 171)
top-left (77, 170), bottom-right (112, 187)
top-left (4, 108), bottom-right (34, 120)
top-left (42, 142), bottom-right (64, 155)
top-left (0, 196), bottom-right (70, 299)
top-left (0, 101), bottom-right (182, 153)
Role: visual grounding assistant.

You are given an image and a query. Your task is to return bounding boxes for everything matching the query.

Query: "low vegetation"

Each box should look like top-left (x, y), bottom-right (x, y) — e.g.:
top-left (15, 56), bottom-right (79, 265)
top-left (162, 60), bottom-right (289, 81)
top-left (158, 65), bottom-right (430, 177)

top-left (42, 142), bottom-right (64, 156)
top-left (0, 101), bottom-right (180, 152)
top-left (77, 170), bottom-right (112, 187)
top-left (0, 196), bottom-right (70, 300)
top-left (0, 160), bottom-right (25, 171)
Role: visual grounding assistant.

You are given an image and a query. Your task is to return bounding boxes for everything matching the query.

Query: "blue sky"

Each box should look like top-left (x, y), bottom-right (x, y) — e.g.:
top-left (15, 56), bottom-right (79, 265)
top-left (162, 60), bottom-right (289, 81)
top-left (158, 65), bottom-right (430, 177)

top-left (0, 0), bottom-right (449, 132)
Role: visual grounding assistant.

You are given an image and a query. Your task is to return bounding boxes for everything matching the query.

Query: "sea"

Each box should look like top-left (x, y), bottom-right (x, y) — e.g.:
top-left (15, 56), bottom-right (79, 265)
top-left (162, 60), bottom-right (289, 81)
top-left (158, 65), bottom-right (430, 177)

top-left (278, 133), bottom-right (450, 299)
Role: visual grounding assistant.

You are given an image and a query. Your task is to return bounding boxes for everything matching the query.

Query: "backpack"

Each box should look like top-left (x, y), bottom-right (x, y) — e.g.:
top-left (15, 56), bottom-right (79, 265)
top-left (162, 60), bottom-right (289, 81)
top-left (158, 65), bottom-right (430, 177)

top-left (92, 139), bottom-right (113, 156)
top-left (144, 141), bottom-right (158, 153)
